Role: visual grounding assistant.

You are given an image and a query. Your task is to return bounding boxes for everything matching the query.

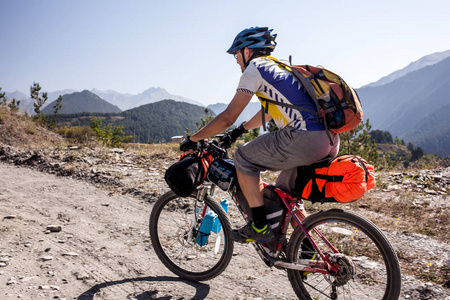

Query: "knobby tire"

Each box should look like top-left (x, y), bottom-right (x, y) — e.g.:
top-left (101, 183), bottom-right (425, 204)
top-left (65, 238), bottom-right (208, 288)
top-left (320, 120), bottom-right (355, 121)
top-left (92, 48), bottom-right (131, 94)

top-left (287, 209), bottom-right (401, 300)
top-left (149, 191), bottom-right (234, 282)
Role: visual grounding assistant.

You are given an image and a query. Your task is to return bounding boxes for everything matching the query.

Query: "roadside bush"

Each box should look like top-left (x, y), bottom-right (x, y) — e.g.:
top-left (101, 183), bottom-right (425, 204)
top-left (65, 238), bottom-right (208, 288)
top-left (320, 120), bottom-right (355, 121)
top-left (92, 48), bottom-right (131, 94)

top-left (56, 126), bottom-right (96, 144)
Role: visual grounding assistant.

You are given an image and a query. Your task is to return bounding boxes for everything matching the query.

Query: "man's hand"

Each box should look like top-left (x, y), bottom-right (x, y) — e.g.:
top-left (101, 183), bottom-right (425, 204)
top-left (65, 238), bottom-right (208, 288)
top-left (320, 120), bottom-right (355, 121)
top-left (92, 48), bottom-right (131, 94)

top-left (180, 136), bottom-right (198, 152)
top-left (221, 122), bottom-right (248, 148)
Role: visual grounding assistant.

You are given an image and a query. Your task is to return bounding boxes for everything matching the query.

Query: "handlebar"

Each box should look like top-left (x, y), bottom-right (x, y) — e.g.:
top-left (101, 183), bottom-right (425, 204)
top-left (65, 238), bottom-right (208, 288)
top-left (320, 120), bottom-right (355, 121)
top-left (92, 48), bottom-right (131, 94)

top-left (197, 135), bottom-right (230, 159)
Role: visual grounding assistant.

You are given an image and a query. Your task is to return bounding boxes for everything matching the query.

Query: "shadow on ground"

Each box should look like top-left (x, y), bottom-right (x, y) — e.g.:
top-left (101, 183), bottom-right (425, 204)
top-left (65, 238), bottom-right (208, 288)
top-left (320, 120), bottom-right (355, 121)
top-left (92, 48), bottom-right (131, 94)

top-left (76, 275), bottom-right (210, 299)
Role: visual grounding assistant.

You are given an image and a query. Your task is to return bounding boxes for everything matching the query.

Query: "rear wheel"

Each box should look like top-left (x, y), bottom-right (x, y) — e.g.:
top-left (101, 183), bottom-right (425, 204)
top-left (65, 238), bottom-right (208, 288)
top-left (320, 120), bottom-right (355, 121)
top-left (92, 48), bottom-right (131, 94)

top-left (149, 191), bottom-right (234, 281)
top-left (287, 209), bottom-right (401, 299)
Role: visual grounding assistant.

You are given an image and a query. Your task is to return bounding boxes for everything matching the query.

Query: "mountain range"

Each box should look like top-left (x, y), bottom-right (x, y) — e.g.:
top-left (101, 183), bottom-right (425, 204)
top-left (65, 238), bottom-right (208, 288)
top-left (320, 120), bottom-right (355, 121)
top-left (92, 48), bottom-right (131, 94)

top-left (361, 49), bottom-right (450, 88)
top-left (3, 50), bottom-right (450, 155)
top-left (357, 55), bottom-right (450, 156)
top-left (4, 87), bottom-right (202, 114)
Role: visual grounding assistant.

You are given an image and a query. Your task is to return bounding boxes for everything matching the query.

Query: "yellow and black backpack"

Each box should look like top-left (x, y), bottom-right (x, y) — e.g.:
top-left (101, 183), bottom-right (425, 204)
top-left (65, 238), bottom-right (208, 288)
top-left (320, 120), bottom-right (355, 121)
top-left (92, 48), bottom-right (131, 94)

top-left (262, 57), bottom-right (363, 145)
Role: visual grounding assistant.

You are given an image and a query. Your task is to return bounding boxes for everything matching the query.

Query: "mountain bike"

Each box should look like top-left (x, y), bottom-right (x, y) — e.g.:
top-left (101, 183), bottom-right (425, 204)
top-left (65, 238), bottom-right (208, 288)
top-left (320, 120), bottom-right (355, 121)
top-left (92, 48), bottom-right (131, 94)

top-left (149, 138), bottom-right (402, 299)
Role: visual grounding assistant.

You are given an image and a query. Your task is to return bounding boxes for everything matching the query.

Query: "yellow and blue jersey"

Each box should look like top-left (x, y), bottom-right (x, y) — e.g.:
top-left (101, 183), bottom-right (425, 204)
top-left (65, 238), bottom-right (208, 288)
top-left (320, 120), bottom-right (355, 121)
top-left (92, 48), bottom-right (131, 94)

top-left (237, 56), bottom-right (325, 131)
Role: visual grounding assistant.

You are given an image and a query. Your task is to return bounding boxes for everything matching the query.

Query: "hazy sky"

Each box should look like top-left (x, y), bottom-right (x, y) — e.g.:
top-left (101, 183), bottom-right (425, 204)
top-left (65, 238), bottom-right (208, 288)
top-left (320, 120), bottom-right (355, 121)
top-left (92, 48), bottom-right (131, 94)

top-left (1, 0), bottom-right (450, 105)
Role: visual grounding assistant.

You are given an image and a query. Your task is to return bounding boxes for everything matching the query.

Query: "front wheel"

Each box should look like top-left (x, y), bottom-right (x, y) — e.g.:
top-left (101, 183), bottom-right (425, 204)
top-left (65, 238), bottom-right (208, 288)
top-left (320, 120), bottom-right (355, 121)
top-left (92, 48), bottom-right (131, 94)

top-left (149, 190), bottom-right (234, 282)
top-left (287, 209), bottom-right (401, 300)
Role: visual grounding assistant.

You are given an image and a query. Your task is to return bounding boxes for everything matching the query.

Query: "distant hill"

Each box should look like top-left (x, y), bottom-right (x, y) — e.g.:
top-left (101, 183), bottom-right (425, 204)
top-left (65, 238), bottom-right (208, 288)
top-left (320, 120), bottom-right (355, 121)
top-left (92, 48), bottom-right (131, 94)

top-left (357, 56), bottom-right (450, 156)
top-left (92, 87), bottom-right (203, 110)
top-left (207, 101), bottom-right (261, 126)
top-left (4, 87), bottom-right (202, 114)
top-left (402, 103), bottom-right (450, 156)
top-left (42, 90), bottom-right (122, 115)
top-left (55, 100), bottom-right (215, 143)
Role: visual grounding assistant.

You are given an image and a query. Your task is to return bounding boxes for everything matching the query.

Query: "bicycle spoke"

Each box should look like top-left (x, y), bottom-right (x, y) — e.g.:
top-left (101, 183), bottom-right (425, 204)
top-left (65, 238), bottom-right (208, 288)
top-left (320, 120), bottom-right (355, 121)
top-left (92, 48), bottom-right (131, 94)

top-left (287, 210), bottom-right (401, 299)
top-left (150, 191), bottom-right (234, 281)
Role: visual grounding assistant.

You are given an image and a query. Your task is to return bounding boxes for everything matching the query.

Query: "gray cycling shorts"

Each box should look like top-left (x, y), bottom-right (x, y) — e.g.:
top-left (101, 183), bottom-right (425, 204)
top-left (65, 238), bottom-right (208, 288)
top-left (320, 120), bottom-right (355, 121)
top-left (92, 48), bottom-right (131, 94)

top-left (234, 127), bottom-right (339, 188)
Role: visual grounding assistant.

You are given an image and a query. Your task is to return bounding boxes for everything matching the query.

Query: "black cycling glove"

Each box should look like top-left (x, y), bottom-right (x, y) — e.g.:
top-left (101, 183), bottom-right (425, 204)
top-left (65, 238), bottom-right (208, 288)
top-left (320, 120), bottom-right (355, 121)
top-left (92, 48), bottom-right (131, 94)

top-left (221, 122), bottom-right (248, 148)
top-left (180, 136), bottom-right (198, 152)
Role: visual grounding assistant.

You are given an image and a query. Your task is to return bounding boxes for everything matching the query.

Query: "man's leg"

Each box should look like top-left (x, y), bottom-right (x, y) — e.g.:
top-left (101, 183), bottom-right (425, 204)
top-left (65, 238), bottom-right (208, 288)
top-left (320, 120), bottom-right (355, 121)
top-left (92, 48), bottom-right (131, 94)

top-left (235, 169), bottom-right (267, 228)
top-left (231, 169), bottom-right (274, 243)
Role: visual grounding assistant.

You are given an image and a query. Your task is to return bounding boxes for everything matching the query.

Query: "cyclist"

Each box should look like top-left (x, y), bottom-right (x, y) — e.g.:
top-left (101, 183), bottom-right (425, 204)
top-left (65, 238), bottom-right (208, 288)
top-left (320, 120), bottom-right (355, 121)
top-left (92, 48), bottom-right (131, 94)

top-left (180, 26), bottom-right (339, 244)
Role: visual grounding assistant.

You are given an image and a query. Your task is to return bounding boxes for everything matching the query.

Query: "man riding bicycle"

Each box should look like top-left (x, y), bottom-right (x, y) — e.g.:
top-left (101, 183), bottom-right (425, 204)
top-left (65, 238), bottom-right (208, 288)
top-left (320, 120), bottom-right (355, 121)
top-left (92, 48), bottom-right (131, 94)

top-left (180, 26), bottom-right (339, 244)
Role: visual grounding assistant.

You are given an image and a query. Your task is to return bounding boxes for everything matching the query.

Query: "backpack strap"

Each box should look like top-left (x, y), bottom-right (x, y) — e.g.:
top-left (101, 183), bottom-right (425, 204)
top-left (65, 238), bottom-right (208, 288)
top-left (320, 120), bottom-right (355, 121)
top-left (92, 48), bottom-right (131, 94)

top-left (313, 174), bottom-right (344, 182)
top-left (354, 156), bottom-right (370, 183)
top-left (260, 97), bottom-right (320, 131)
top-left (263, 58), bottom-right (335, 145)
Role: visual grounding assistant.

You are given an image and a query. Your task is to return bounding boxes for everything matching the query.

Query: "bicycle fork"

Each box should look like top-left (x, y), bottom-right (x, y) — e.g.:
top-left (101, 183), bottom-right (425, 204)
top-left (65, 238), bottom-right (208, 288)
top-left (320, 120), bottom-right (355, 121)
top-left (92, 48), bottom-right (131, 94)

top-left (186, 186), bottom-right (211, 243)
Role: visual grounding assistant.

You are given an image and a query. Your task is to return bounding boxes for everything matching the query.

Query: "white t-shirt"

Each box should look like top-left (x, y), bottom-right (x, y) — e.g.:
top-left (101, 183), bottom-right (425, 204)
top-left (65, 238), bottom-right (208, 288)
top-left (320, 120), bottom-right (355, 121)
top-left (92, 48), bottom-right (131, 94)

top-left (237, 56), bottom-right (324, 131)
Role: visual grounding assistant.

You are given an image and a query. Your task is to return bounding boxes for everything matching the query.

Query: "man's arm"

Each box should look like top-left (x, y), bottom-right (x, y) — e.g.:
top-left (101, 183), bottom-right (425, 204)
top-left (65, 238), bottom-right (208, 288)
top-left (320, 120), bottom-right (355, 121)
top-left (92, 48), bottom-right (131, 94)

top-left (190, 91), bottom-right (253, 142)
top-left (242, 108), bottom-right (272, 130)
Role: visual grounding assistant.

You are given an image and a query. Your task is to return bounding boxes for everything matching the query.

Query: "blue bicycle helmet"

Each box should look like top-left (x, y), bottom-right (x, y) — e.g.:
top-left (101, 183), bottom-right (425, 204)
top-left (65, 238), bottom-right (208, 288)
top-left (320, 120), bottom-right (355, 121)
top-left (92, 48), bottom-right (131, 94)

top-left (227, 27), bottom-right (277, 54)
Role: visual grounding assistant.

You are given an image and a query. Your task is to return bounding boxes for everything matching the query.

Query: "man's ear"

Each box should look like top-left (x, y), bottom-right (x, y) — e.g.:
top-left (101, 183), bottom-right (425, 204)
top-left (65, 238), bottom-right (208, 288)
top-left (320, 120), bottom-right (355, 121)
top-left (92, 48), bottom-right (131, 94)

top-left (243, 47), bottom-right (252, 59)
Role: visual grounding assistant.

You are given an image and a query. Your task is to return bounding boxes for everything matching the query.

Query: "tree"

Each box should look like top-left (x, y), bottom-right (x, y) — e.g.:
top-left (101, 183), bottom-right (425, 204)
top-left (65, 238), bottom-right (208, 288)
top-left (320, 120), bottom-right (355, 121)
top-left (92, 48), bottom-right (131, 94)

top-left (51, 95), bottom-right (63, 125)
top-left (266, 119), bottom-right (278, 132)
top-left (30, 82), bottom-right (48, 121)
top-left (369, 129), bottom-right (393, 144)
top-left (8, 99), bottom-right (21, 112)
top-left (338, 118), bottom-right (379, 165)
top-left (0, 88), bottom-right (5, 104)
top-left (90, 117), bottom-right (132, 147)
top-left (407, 142), bottom-right (414, 152)
top-left (196, 108), bottom-right (214, 131)
top-left (0, 87), bottom-right (21, 111)
top-left (186, 108), bottom-right (214, 136)
top-left (411, 146), bottom-right (425, 161)
top-left (242, 128), bottom-right (260, 142)
top-left (54, 95), bottom-right (63, 116)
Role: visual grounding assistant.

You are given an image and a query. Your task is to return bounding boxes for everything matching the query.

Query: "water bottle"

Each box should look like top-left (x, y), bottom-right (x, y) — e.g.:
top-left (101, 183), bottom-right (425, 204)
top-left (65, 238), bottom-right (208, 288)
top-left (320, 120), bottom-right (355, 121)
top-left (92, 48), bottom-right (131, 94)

top-left (212, 199), bottom-right (229, 233)
top-left (196, 210), bottom-right (217, 246)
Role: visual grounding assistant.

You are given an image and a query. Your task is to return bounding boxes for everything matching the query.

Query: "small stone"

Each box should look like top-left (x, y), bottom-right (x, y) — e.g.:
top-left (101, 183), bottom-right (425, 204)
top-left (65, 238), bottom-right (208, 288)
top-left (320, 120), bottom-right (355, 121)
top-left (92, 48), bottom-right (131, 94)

top-left (424, 189), bottom-right (437, 195)
top-left (20, 276), bottom-right (36, 282)
top-left (24, 243), bottom-right (31, 247)
top-left (62, 252), bottom-right (78, 257)
top-left (74, 272), bottom-right (89, 280)
top-left (39, 285), bottom-right (50, 290)
top-left (41, 256), bottom-right (53, 261)
top-left (0, 257), bottom-right (9, 262)
top-left (0, 262), bottom-right (7, 267)
top-left (46, 225), bottom-right (62, 232)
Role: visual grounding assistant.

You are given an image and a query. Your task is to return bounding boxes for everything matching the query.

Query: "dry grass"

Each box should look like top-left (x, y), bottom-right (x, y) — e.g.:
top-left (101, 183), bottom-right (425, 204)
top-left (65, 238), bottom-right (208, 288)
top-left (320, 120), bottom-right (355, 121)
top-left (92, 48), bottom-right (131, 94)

top-left (0, 104), bottom-right (64, 148)
top-left (125, 142), bottom-right (180, 159)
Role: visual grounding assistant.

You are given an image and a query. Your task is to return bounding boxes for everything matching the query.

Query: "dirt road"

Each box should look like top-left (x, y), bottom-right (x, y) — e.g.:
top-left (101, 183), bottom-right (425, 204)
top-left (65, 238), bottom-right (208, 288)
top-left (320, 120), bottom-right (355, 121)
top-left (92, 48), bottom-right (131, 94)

top-left (0, 162), bottom-right (298, 299)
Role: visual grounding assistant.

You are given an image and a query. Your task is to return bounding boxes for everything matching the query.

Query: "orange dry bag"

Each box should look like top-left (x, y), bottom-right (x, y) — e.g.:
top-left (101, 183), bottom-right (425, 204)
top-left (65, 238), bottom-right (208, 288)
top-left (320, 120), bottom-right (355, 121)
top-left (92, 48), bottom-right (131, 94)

top-left (294, 155), bottom-right (375, 203)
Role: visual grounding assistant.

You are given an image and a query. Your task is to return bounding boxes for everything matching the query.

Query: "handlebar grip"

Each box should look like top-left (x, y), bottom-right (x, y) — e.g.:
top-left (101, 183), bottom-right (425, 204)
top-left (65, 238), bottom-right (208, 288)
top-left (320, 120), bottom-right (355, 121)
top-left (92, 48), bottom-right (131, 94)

top-left (210, 143), bottom-right (227, 156)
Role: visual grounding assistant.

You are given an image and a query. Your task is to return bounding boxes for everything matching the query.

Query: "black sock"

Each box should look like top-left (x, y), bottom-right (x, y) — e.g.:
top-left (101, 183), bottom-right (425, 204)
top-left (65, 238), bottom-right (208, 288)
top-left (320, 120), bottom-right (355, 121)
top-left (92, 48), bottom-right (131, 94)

top-left (251, 206), bottom-right (267, 229)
